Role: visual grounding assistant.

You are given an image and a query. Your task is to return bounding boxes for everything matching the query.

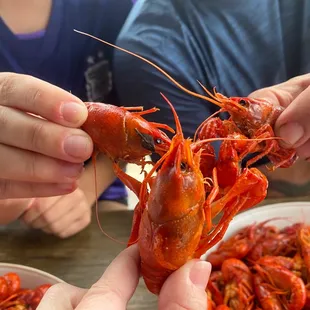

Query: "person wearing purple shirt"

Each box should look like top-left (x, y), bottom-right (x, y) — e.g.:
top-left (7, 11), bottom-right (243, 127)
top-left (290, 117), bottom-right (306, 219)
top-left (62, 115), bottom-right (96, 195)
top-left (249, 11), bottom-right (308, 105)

top-left (0, 0), bottom-right (134, 237)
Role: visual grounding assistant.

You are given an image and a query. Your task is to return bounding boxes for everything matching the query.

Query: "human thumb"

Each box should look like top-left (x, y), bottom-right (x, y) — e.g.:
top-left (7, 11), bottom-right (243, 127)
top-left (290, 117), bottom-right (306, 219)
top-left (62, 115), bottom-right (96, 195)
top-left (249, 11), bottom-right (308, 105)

top-left (273, 85), bottom-right (310, 149)
top-left (158, 259), bottom-right (211, 309)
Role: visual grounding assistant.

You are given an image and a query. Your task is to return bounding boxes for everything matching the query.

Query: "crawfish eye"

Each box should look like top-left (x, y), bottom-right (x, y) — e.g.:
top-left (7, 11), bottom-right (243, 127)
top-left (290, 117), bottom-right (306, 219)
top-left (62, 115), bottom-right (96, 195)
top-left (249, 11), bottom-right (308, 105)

top-left (155, 138), bottom-right (162, 144)
top-left (239, 99), bottom-right (248, 106)
top-left (134, 128), bottom-right (155, 152)
top-left (180, 162), bottom-right (187, 171)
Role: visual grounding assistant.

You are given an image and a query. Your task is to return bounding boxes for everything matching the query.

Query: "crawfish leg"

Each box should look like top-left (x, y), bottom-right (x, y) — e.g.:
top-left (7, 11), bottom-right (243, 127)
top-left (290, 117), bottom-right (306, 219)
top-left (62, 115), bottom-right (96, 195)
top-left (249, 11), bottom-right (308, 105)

top-left (202, 167), bottom-right (220, 233)
top-left (121, 106), bottom-right (144, 111)
top-left (195, 196), bottom-right (248, 258)
top-left (138, 157), bottom-right (155, 175)
top-left (195, 168), bottom-right (267, 257)
top-left (127, 202), bottom-right (144, 246)
top-left (112, 162), bottom-right (142, 197)
top-left (148, 122), bottom-right (175, 133)
top-left (268, 148), bottom-right (297, 169)
top-left (112, 163), bottom-right (147, 246)
top-left (211, 168), bottom-right (267, 218)
top-left (239, 168), bottom-right (268, 212)
top-left (216, 139), bottom-right (240, 189)
top-left (196, 117), bottom-right (226, 140)
top-left (130, 107), bottom-right (158, 115)
top-left (241, 124), bottom-right (278, 167)
top-left (130, 107), bottom-right (176, 133)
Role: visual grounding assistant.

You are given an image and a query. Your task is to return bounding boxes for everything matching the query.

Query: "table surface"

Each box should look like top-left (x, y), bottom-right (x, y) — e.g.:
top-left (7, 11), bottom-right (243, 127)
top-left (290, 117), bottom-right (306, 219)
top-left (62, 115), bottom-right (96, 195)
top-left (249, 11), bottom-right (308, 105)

top-left (2, 196), bottom-right (310, 309)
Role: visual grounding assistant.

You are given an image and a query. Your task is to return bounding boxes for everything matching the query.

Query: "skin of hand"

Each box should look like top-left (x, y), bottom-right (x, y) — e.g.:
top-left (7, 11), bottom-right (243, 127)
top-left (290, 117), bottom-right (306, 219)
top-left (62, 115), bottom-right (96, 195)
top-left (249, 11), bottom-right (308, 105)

top-left (249, 73), bottom-right (310, 159)
top-left (0, 72), bottom-right (94, 199)
top-left (0, 198), bottom-right (34, 225)
top-left (248, 74), bottom-right (310, 197)
top-left (37, 244), bottom-right (211, 310)
top-left (20, 153), bottom-right (120, 238)
top-left (20, 189), bottom-right (91, 239)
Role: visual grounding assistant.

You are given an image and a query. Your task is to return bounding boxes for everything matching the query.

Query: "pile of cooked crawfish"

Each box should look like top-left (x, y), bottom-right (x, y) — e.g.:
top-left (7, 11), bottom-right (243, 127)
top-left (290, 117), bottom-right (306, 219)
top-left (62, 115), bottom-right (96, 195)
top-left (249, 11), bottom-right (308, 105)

top-left (206, 220), bottom-right (310, 310)
top-left (0, 272), bottom-right (51, 310)
top-left (75, 30), bottom-right (299, 296)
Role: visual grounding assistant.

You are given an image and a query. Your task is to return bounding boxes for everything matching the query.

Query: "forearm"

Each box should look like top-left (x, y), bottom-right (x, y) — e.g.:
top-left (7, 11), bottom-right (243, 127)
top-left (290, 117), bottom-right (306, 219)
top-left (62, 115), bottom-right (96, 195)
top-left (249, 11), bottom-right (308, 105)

top-left (78, 154), bottom-right (126, 206)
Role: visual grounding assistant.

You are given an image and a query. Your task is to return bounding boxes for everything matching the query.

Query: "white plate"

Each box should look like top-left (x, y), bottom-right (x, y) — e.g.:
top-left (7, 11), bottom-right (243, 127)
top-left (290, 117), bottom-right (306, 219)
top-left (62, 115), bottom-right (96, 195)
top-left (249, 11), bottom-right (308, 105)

top-left (201, 201), bottom-right (310, 260)
top-left (0, 263), bottom-right (64, 288)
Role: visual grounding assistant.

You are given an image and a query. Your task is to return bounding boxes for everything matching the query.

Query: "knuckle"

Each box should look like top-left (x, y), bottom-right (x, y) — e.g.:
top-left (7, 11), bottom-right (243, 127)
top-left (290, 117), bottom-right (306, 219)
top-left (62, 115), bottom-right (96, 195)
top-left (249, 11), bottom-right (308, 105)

top-left (289, 74), bottom-right (310, 89)
top-left (44, 283), bottom-right (69, 298)
top-left (25, 87), bottom-right (42, 111)
top-left (0, 179), bottom-right (10, 198)
top-left (25, 153), bottom-right (41, 181)
top-left (82, 213), bottom-right (91, 226)
top-left (0, 73), bottom-right (16, 106)
top-left (29, 121), bottom-right (45, 152)
top-left (0, 106), bottom-right (9, 130)
top-left (48, 221), bottom-right (61, 233)
top-left (89, 283), bottom-right (125, 303)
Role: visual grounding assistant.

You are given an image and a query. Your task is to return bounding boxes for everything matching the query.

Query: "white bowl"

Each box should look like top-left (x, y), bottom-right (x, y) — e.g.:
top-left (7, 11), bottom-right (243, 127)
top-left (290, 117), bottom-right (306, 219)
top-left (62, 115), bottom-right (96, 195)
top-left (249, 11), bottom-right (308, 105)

top-left (201, 201), bottom-right (310, 260)
top-left (0, 263), bottom-right (64, 289)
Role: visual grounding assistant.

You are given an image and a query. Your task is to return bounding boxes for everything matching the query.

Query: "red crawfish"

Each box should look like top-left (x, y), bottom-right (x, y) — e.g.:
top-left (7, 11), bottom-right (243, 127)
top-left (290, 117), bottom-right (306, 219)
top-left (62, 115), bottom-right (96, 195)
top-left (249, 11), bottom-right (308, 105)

top-left (82, 102), bottom-right (174, 164)
top-left (253, 257), bottom-right (306, 310)
top-left (80, 102), bottom-right (174, 225)
top-left (125, 93), bottom-right (207, 295)
top-left (122, 93), bottom-right (269, 295)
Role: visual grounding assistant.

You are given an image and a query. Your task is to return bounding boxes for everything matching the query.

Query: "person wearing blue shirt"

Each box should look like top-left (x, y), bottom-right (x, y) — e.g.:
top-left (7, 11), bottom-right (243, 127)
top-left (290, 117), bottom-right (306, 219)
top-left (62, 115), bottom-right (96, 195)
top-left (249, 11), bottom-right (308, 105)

top-left (113, 0), bottom-right (310, 198)
top-left (0, 0), bottom-right (134, 237)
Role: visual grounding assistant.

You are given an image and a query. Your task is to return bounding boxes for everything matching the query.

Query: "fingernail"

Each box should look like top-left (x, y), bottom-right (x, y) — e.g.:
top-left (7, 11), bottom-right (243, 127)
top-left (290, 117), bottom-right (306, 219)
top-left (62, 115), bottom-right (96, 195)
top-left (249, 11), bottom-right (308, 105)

top-left (189, 261), bottom-right (211, 289)
top-left (64, 135), bottom-right (92, 158)
top-left (62, 163), bottom-right (84, 179)
top-left (60, 102), bottom-right (87, 124)
top-left (278, 122), bottom-right (304, 146)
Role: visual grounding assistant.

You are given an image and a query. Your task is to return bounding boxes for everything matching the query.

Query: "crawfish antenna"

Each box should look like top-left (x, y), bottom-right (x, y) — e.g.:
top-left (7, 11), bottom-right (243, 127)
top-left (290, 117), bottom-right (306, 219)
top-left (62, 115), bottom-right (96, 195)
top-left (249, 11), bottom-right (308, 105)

top-left (73, 29), bottom-right (222, 108)
top-left (159, 92), bottom-right (183, 138)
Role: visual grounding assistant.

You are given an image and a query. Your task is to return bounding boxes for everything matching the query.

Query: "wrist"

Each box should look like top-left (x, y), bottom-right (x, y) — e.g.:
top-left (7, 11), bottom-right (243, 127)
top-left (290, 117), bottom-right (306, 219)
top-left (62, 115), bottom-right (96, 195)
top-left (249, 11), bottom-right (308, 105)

top-left (78, 154), bottom-right (119, 206)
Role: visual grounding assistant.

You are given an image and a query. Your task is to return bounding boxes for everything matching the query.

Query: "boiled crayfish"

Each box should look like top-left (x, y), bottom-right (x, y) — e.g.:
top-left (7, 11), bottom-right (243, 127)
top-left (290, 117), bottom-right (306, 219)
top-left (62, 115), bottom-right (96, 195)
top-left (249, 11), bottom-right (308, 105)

top-left (81, 102), bottom-right (174, 189)
top-left (73, 30), bottom-right (299, 299)
top-left (206, 221), bottom-right (310, 310)
top-left (121, 93), bottom-right (272, 295)
top-left (0, 272), bottom-right (51, 310)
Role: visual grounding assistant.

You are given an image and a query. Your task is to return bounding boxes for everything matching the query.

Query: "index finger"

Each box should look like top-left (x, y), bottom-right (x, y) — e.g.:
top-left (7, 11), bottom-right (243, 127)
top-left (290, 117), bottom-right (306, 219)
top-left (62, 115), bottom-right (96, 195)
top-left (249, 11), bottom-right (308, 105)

top-left (249, 73), bottom-right (310, 108)
top-left (37, 245), bottom-right (140, 310)
top-left (0, 72), bottom-right (88, 127)
top-left (75, 244), bottom-right (140, 310)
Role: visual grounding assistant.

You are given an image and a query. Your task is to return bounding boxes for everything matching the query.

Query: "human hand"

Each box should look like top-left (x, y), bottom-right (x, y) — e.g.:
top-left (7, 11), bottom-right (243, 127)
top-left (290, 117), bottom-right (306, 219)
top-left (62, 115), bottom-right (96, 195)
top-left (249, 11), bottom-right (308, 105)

top-left (0, 198), bottom-right (34, 225)
top-left (249, 73), bottom-right (310, 159)
top-left (37, 244), bottom-right (211, 310)
top-left (0, 72), bottom-right (93, 199)
top-left (21, 187), bottom-right (91, 238)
